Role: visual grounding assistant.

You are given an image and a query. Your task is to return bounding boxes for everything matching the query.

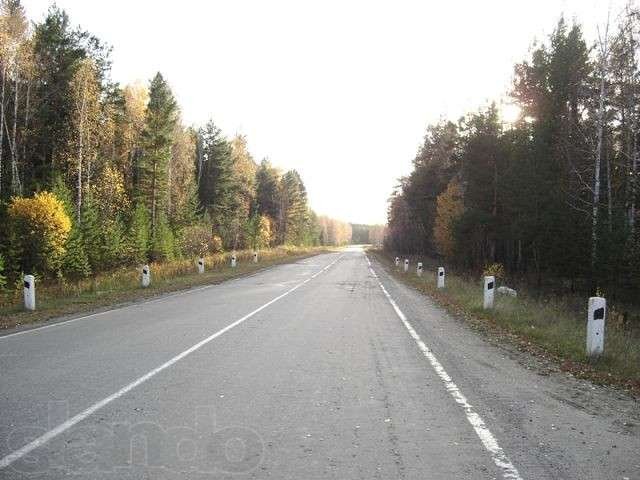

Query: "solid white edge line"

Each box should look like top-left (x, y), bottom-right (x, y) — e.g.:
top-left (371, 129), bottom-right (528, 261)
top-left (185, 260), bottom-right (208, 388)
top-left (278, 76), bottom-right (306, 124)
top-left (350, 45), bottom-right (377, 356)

top-left (366, 255), bottom-right (523, 480)
top-left (0, 252), bottom-right (340, 341)
top-left (0, 255), bottom-right (342, 470)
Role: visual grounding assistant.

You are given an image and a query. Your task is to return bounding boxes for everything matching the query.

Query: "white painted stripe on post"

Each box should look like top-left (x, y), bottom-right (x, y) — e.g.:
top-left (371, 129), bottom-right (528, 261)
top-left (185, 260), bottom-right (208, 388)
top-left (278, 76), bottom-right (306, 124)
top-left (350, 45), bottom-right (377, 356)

top-left (0, 255), bottom-right (343, 470)
top-left (366, 256), bottom-right (522, 480)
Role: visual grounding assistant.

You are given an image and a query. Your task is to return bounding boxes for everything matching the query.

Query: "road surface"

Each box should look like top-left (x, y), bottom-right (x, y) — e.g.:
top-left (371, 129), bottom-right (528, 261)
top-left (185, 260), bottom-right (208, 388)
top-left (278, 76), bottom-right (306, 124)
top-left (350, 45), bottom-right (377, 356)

top-left (1, 248), bottom-right (638, 479)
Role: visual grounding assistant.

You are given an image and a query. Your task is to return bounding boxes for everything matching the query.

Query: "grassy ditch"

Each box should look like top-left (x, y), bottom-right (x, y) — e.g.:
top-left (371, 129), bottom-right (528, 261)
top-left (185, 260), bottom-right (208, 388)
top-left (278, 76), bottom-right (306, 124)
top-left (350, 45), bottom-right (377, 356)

top-left (0, 246), bottom-right (331, 331)
top-left (370, 250), bottom-right (640, 394)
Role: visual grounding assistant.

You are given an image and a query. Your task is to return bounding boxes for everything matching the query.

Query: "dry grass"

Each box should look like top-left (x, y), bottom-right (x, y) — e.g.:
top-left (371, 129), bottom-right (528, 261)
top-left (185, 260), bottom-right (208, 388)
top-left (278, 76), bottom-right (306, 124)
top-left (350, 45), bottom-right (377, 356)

top-left (0, 246), bottom-right (331, 331)
top-left (371, 250), bottom-right (640, 393)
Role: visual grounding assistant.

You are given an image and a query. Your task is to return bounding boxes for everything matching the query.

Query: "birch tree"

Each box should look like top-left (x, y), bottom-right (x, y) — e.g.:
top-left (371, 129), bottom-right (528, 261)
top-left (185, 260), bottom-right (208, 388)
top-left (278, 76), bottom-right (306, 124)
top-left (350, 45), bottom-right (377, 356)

top-left (119, 82), bottom-right (148, 192)
top-left (591, 13), bottom-right (611, 269)
top-left (0, 0), bottom-right (29, 195)
top-left (0, 12), bottom-right (7, 196)
top-left (67, 58), bottom-right (101, 218)
top-left (168, 123), bottom-right (197, 225)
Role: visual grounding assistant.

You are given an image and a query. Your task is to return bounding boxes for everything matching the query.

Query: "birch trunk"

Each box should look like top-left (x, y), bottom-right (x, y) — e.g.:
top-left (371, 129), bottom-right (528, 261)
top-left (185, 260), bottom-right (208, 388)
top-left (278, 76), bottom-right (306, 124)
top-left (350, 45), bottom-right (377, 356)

top-left (491, 155), bottom-right (498, 262)
top-left (196, 138), bottom-right (203, 187)
top-left (592, 20), bottom-right (610, 270)
top-left (632, 133), bottom-right (638, 235)
top-left (76, 75), bottom-right (88, 220)
top-left (22, 80), bottom-right (29, 183)
top-left (629, 86), bottom-right (638, 235)
top-left (11, 72), bottom-right (20, 194)
top-left (0, 63), bottom-right (6, 197)
top-left (591, 81), bottom-right (604, 268)
top-left (167, 159), bottom-right (172, 217)
top-left (606, 147), bottom-right (612, 233)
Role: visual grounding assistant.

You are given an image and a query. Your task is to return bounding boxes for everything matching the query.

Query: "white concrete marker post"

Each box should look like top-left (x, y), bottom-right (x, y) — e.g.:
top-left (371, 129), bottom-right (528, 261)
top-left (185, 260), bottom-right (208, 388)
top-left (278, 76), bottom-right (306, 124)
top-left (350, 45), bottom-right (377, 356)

top-left (483, 275), bottom-right (495, 309)
top-left (404, 259), bottom-right (409, 273)
top-left (231, 253), bottom-right (237, 268)
top-left (417, 262), bottom-right (423, 277)
top-left (437, 267), bottom-right (445, 289)
top-left (587, 297), bottom-right (606, 358)
top-left (141, 265), bottom-right (151, 288)
top-left (395, 257), bottom-right (400, 267)
top-left (197, 258), bottom-right (205, 274)
top-left (253, 251), bottom-right (258, 263)
top-left (23, 274), bottom-right (35, 311)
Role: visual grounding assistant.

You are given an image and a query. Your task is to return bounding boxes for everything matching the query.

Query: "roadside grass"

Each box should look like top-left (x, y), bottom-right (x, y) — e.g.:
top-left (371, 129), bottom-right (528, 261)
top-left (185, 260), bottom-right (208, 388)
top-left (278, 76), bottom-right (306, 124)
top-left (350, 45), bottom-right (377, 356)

top-left (370, 250), bottom-right (640, 394)
top-left (0, 246), bottom-right (332, 331)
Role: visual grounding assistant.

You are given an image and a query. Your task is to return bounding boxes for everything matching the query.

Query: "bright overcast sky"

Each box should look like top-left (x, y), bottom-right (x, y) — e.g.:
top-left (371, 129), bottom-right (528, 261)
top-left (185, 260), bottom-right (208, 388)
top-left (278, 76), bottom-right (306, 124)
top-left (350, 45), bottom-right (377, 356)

top-left (23, 0), bottom-right (622, 224)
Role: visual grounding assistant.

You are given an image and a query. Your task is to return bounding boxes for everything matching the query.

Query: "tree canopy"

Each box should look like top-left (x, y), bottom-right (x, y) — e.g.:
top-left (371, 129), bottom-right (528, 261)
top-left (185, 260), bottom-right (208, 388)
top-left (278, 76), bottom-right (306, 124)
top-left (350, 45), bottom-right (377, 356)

top-left (0, 1), bottom-right (349, 283)
top-left (385, 14), bottom-right (640, 301)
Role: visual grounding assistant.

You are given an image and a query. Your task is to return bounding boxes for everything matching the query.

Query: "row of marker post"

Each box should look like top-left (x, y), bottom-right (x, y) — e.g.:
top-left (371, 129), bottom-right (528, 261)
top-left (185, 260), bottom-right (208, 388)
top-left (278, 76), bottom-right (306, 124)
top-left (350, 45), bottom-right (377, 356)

top-left (22, 251), bottom-right (260, 312)
top-left (395, 257), bottom-right (446, 289)
top-left (139, 251), bottom-right (259, 288)
top-left (395, 256), bottom-right (606, 358)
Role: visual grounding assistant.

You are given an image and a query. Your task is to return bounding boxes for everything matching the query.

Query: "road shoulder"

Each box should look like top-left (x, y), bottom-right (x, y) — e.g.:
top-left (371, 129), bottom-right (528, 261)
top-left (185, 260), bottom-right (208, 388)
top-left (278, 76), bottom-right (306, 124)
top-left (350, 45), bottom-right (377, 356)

top-left (368, 252), bottom-right (640, 480)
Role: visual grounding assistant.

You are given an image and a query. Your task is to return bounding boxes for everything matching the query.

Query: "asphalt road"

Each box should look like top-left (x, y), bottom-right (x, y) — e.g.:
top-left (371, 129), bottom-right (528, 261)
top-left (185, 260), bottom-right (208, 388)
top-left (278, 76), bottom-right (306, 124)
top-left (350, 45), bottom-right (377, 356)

top-left (1, 248), bottom-right (638, 479)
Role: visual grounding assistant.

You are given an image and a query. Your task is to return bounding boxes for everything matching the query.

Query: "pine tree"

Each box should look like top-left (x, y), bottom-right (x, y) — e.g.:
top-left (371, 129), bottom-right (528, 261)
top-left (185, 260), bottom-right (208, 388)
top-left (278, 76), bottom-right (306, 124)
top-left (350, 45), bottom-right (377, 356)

top-left (0, 252), bottom-right (7, 290)
top-left (29, 6), bottom-right (110, 194)
top-left (255, 159), bottom-right (280, 220)
top-left (52, 174), bottom-right (91, 278)
top-left (151, 211), bottom-right (174, 261)
top-left (128, 202), bottom-right (150, 264)
top-left (50, 174), bottom-right (74, 214)
top-left (196, 120), bottom-right (234, 225)
top-left (137, 72), bottom-right (178, 242)
top-left (303, 209), bottom-right (320, 246)
top-left (101, 217), bottom-right (126, 269)
top-left (80, 193), bottom-right (101, 270)
top-left (244, 211), bottom-right (261, 250)
top-left (62, 222), bottom-right (91, 278)
top-left (279, 170), bottom-right (309, 245)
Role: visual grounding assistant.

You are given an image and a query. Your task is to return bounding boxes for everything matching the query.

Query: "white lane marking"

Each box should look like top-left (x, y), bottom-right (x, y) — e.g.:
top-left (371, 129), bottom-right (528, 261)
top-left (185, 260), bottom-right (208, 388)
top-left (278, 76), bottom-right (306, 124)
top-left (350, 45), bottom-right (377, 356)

top-left (0, 282), bottom-right (219, 340)
top-left (367, 258), bottom-right (523, 480)
top-left (0, 253), bottom-right (340, 341)
top-left (0, 255), bottom-right (343, 470)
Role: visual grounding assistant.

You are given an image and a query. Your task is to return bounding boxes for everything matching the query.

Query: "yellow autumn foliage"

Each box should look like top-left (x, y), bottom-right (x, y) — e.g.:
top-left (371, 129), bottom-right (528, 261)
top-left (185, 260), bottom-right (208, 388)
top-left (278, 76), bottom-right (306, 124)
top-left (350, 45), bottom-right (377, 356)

top-left (256, 214), bottom-right (274, 248)
top-left (8, 192), bottom-right (71, 274)
top-left (483, 262), bottom-right (505, 281)
top-left (434, 180), bottom-right (464, 259)
top-left (91, 165), bottom-right (130, 218)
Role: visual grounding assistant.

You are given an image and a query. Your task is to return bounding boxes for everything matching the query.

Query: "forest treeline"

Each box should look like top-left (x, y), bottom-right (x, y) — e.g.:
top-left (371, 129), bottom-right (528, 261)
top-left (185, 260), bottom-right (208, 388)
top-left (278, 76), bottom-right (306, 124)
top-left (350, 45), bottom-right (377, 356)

top-left (0, 2), bottom-right (357, 286)
top-left (386, 10), bottom-right (640, 300)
